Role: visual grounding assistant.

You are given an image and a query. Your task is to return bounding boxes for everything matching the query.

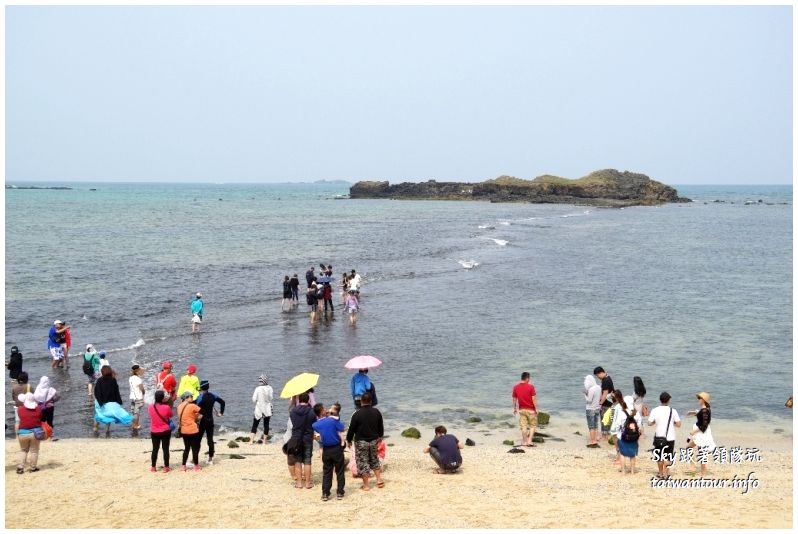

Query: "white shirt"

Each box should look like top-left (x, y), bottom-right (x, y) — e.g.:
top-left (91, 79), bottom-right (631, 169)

top-left (129, 375), bottom-right (144, 401)
top-left (612, 396), bottom-right (641, 437)
top-left (252, 385), bottom-right (273, 418)
top-left (351, 273), bottom-right (362, 288)
top-left (648, 405), bottom-right (680, 441)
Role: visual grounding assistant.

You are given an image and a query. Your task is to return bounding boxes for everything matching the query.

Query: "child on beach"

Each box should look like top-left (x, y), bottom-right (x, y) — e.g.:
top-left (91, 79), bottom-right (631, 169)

top-left (344, 290), bottom-right (359, 325)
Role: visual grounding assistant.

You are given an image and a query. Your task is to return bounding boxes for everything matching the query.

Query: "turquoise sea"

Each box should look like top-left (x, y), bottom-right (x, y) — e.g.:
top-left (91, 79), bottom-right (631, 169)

top-left (4, 182), bottom-right (793, 437)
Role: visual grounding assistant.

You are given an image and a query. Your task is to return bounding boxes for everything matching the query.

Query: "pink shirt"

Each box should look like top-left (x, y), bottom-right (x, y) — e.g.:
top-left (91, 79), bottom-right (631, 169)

top-left (148, 403), bottom-right (173, 433)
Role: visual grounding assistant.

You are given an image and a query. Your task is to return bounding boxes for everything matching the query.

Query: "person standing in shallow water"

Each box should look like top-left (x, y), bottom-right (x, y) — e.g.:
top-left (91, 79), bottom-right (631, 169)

top-left (191, 292), bottom-right (204, 333)
top-left (281, 275), bottom-right (292, 311)
top-left (290, 274), bottom-right (300, 305)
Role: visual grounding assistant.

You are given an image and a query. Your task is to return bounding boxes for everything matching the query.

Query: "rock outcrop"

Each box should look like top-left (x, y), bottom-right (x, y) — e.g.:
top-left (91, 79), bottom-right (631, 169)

top-left (349, 169), bottom-right (690, 207)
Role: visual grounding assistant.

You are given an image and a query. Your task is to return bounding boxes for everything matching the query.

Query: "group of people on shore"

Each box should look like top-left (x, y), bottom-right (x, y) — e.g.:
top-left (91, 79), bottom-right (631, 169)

top-left (280, 264), bottom-right (363, 325)
top-left (580, 366), bottom-right (715, 477)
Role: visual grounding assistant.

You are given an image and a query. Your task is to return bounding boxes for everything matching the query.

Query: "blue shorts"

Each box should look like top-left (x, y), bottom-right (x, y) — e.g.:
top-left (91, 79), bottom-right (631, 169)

top-left (585, 409), bottom-right (600, 430)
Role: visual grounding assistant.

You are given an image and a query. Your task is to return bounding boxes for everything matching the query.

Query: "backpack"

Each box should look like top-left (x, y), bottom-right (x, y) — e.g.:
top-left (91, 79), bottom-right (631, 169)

top-left (621, 412), bottom-right (640, 442)
top-left (82, 355), bottom-right (94, 376)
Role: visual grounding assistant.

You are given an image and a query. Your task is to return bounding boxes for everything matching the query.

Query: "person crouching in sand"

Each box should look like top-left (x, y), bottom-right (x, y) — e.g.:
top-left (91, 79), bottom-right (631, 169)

top-left (423, 425), bottom-right (464, 474)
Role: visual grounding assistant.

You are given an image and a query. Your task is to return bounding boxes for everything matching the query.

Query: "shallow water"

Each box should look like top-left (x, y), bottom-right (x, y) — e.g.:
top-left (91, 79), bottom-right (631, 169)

top-left (4, 183), bottom-right (793, 437)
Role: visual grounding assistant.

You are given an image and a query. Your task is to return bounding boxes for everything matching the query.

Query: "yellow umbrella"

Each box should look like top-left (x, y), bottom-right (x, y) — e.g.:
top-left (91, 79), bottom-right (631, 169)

top-left (280, 372), bottom-right (319, 399)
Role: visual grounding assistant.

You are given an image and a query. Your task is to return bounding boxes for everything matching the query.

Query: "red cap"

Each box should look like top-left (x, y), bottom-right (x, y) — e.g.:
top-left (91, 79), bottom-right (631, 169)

top-left (187, 364), bottom-right (197, 374)
top-left (162, 361), bottom-right (172, 370)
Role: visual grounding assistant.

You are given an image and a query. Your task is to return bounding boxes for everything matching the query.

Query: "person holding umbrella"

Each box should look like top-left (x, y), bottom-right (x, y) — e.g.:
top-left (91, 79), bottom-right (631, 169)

top-left (347, 355), bottom-right (381, 409)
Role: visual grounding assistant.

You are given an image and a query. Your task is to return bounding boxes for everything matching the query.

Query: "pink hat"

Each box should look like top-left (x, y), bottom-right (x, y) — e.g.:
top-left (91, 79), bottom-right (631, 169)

top-left (187, 364), bottom-right (197, 374)
top-left (162, 361), bottom-right (172, 370)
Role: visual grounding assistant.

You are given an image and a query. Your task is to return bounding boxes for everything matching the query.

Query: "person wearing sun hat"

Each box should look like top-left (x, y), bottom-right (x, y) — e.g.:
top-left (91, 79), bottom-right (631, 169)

top-left (686, 391), bottom-right (716, 476)
top-left (15, 392), bottom-right (44, 474)
top-left (177, 364), bottom-right (201, 401)
top-left (156, 361), bottom-right (177, 406)
top-left (191, 292), bottom-right (204, 333)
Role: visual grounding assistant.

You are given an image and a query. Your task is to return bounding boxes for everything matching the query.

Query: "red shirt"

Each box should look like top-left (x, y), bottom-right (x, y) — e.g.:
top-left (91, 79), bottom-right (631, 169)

top-left (157, 371), bottom-right (177, 395)
top-left (64, 329), bottom-right (71, 348)
top-left (18, 406), bottom-right (43, 430)
top-left (512, 382), bottom-right (537, 412)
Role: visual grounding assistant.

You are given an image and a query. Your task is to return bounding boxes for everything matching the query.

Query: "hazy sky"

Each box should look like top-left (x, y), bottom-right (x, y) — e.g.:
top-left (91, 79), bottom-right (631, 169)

top-left (6, 5), bottom-right (792, 184)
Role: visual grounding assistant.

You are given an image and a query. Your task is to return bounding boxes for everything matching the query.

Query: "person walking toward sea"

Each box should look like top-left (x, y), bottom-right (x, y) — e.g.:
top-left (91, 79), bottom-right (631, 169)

top-left (282, 275), bottom-right (292, 311)
top-left (323, 282), bottom-right (334, 313)
top-left (593, 367), bottom-right (615, 441)
top-left (177, 364), bottom-right (200, 400)
top-left (148, 390), bottom-right (173, 473)
top-left (83, 345), bottom-right (101, 396)
top-left (312, 402), bottom-right (347, 501)
top-left (423, 425), bottom-right (464, 474)
top-left (250, 375), bottom-right (273, 444)
top-left (648, 392), bottom-right (681, 479)
top-left (47, 320), bottom-right (69, 369)
top-left (195, 380), bottom-right (224, 466)
top-left (129, 365), bottom-right (145, 431)
top-left (307, 283), bottom-right (319, 323)
top-left (93, 365), bottom-right (133, 437)
top-left (289, 392), bottom-right (317, 488)
top-left (15, 392), bottom-right (44, 474)
top-left (177, 391), bottom-right (203, 471)
top-left (191, 292), bottom-right (204, 333)
top-left (290, 274), bottom-right (300, 304)
top-left (583, 374), bottom-right (601, 448)
top-left (305, 266), bottom-right (315, 288)
top-left (33, 376), bottom-right (59, 436)
top-left (512, 372), bottom-right (538, 447)
top-left (685, 392), bottom-right (716, 476)
top-left (7, 346), bottom-right (23, 382)
top-left (346, 392), bottom-right (385, 491)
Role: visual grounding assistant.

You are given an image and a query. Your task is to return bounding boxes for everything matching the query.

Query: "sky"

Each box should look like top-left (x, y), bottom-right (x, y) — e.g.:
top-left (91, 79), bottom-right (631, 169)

top-left (5, 5), bottom-right (793, 185)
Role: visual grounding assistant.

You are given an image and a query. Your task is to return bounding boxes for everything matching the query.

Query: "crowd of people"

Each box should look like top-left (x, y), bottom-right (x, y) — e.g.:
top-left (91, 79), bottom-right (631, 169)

top-left (279, 264), bottom-right (363, 325)
top-left (7, 310), bottom-right (718, 488)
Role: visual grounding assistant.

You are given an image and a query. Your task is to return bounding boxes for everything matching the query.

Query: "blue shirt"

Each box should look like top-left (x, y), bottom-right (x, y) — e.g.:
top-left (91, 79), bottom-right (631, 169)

top-left (350, 373), bottom-right (371, 397)
top-left (47, 326), bottom-right (60, 349)
top-left (191, 299), bottom-right (204, 315)
top-left (312, 416), bottom-right (346, 447)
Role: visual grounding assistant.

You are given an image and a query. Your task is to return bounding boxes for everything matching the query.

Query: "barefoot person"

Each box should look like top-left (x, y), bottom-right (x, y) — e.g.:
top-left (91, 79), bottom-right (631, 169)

top-left (512, 372), bottom-right (538, 447)
top-left (423, 425), bottom-right (464, 474)
top-left (47, 320), bottom-right (69, 369)
top-left (346, 392), bottom-right (384, 491)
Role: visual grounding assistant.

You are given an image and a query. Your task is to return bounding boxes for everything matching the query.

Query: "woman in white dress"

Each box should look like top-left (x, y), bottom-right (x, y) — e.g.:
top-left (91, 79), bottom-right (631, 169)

top-left (686, 391), bottom-right (716, 476)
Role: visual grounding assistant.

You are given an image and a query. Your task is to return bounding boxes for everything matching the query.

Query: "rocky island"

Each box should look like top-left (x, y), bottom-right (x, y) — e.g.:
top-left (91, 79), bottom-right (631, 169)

top-left (349, 169), bottom-right (690, 207)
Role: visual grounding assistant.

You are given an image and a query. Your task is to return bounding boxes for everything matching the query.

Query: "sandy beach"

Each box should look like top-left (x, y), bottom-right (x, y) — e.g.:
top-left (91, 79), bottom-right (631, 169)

top-left (5, 418), bottom-right (792, 529)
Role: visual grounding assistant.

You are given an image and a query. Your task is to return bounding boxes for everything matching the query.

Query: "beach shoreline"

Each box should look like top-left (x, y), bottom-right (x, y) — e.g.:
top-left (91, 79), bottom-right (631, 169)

top-left (5, 421), bottom-right (792, 529)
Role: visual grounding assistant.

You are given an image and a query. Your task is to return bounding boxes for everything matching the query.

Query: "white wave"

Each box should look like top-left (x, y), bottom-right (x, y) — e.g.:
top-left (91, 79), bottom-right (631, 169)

top-left (499, 221), bottom-right (511, 226)
top-left (477, 225), bottom-right (495, 230)
top-left (106, 338), bottom-right (146, 353)
top-left (458, 260), bottom-right (479, 269)
top-left (561, 210), bottom-right (592, 218)
top-left (485, 238), bottom-right (508, 246)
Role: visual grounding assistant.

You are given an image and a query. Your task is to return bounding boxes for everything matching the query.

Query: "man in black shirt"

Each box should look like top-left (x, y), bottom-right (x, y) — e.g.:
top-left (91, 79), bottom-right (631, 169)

top-left (594, 366), bottom-right (614, 441)
top-left (346, 392), bottom-right (384, 491)
top-left (196, 380), bottom-right (225, 466)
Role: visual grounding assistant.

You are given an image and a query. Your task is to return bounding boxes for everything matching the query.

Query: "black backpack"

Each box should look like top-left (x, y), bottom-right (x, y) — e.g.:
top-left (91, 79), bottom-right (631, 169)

top-left (621, 411), bottom-right (640, 442)
top-left (82, 355), bottom-right (94, 376)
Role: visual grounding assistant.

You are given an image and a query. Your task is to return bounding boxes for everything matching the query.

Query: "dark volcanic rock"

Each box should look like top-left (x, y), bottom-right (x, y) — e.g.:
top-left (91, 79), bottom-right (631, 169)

top-left (349, 169), bottom-right (689, 207)
top-left (465, 438), bottom-right (476, 446)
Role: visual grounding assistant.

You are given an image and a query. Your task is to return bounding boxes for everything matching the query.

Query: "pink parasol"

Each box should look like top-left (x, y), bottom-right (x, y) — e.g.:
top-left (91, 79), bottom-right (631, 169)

top-left (344, 355), bottom-right (382, 369)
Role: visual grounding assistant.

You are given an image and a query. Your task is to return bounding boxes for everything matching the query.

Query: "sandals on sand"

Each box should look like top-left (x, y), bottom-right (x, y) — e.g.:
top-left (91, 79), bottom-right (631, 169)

top-left (377, 481), bottom-right (385, 488)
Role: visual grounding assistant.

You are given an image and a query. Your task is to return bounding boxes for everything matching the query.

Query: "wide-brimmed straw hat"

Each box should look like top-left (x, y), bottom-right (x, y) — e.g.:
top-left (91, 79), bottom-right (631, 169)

top-left (696, 392), bottom-right (711, 405)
